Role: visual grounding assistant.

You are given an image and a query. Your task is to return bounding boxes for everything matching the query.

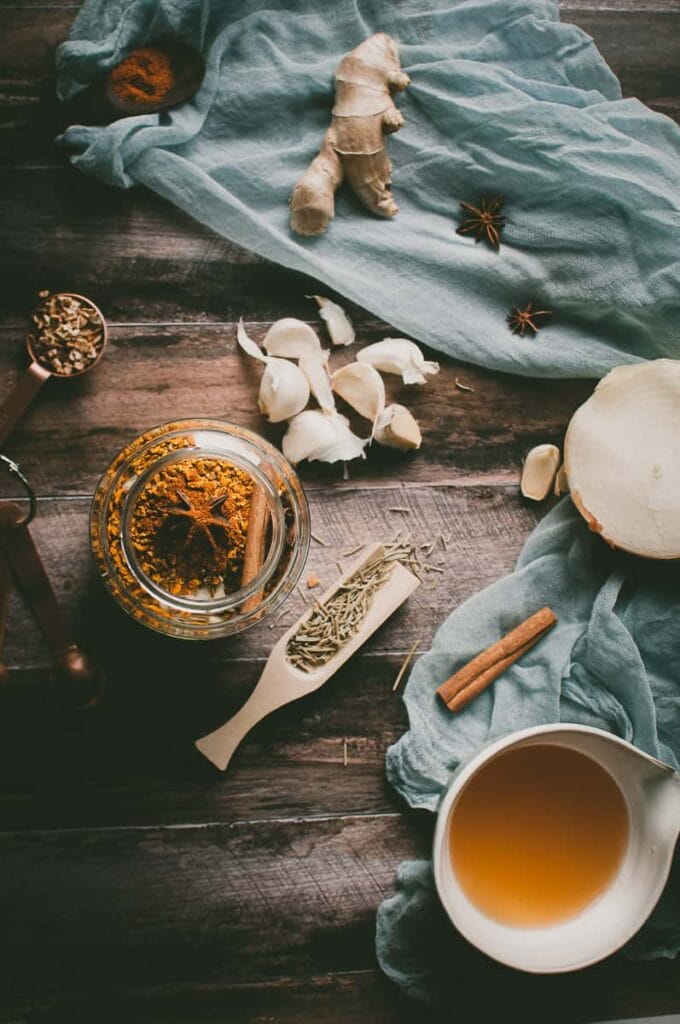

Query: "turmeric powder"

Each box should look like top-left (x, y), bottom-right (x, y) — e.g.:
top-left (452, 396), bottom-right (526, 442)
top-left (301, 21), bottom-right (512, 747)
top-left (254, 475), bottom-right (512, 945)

top-left (108, 47), bottom-right (176, 109)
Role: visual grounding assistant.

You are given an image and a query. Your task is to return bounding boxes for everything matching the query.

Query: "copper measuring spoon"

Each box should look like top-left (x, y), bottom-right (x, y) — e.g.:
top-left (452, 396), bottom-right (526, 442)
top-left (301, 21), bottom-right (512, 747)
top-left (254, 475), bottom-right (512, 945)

top-left (0, 458), bottom-right (105, 710)
top-left (0, 293), bottom-right (107, 449)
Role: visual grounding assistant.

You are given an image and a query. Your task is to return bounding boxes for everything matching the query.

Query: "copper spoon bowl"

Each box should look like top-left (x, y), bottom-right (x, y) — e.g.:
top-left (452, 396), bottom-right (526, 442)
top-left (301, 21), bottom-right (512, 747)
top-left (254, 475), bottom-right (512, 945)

top-left (0, 292), bottom-right (107, 449)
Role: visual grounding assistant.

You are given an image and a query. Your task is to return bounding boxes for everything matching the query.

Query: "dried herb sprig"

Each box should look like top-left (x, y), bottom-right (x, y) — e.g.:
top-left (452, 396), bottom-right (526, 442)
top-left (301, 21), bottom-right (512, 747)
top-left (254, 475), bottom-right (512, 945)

top-left (456, 196), bottom-right (505, 250)
top-left (286, 535), bottom-right (421, 672)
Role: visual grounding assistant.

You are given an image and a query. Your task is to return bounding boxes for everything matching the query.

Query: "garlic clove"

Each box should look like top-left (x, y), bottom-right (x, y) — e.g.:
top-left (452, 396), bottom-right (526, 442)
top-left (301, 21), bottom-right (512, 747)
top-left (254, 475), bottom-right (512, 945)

top-left (263, 318), bottom-right (326, 360)
top-left (332, 361), bottom-right (385, 430)
top-left (520, 444), bottom-right (561, 501)
top-left (374, 404), bottom-right (422, 450)
top-left (237, 318), bottom-right (268, 363)
top-left (308, 295), bottom-right (355, 347)
top-left (282, 410), bottom-right (368, 465)
top-left (299, 357), bottom-right (336, 414)
top-left (357, 338), bottom-right (439, 385)
top-left (259, 358), bottom-right (310, 423)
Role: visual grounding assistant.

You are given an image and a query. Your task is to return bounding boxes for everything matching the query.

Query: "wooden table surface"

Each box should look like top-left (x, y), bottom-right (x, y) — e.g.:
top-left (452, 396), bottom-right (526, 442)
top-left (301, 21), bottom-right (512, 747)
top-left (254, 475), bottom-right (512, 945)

top-left (1, 3), bottom-right (679, 1021)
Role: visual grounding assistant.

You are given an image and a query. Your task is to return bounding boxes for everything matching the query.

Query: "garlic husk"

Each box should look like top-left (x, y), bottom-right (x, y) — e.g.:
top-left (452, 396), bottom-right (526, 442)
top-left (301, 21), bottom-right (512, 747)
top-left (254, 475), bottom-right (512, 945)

top-left (237, 318), bottom-right (267, 362)
top-left (520, 444), bottom-right (561, 501)
top-left (308, 295), bottom-right (355, 347)
top-left (374, 404), bottom-right (422, 450)
top-left (564, 359), bottom-right (680, 559)
top-left (283, 410), bottom-right (368, 465)
top-left (357, 338), bottom-right (439, 385)
top-left (259, 359), bottom-right (310, 423)
top-left (332, 362), bottom-right (385, 430)
top-left (263, 318), bottom-right (326, 360)
top-left (554, 464), bottom-right (568, 497)
top-left (299, 357), bottom-right (336, 414)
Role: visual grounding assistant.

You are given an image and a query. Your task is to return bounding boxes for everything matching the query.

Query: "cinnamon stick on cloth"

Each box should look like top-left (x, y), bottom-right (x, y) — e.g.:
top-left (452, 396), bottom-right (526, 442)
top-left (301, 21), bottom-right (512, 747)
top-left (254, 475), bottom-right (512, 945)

top-left (437, 606), bottom-right (557, 713)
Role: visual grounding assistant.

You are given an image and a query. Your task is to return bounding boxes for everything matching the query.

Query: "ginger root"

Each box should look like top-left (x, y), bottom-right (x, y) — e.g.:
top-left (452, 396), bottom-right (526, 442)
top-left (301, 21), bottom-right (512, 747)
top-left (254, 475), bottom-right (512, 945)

top-left (290, 33), bottom-right (410, 236)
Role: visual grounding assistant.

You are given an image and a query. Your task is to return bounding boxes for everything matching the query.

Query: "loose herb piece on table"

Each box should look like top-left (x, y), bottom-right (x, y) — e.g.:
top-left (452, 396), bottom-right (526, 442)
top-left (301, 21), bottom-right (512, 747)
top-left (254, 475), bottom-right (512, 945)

top-left (507, 301), bottom-right (552, 337)
top-left (129, 457), bottom-right (253, 596)
top-left (456, 196), bottom-right (505, 250)
top-left (30, 291), bottom-right (104, 375)
top-left (286, 535), bottom-right (427, 673)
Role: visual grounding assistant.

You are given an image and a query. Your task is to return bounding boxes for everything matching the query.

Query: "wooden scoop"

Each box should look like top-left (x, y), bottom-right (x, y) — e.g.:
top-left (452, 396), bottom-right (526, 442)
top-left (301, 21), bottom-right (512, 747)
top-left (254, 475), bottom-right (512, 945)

top-left (195, 543), bottom-right (420, 770)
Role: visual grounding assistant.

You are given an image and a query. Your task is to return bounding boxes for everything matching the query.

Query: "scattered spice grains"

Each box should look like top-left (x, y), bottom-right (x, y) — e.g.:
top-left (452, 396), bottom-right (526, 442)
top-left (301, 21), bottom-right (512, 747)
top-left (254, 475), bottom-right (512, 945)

top-left (287, 534), bottom-right (426, 673)
top-left (128, 457), bottom-right (253, 596)
top-left (306, 574), bottom-right (320, 589)
top-left (29, 291), bottom-right (104, 375)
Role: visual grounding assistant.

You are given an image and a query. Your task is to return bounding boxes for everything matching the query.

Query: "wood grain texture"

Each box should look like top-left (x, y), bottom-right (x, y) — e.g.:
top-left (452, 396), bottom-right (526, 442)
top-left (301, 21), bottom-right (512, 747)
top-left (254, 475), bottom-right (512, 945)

top-left (1, 815), bottom-right (679, 1024)
top-left (0, 322), bottom-right (593, 494)
top-left (0, 486), bottom-right (539, 668)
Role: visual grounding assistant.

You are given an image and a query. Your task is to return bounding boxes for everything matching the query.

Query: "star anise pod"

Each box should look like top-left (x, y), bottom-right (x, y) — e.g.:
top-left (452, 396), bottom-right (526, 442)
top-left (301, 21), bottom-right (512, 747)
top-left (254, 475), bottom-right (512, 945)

top-left (456, 196), bottom-right (505, 250)
top-left (165, 489), bottom-right (233, 550)
top-left (506, 301), bottom-right (552, 337)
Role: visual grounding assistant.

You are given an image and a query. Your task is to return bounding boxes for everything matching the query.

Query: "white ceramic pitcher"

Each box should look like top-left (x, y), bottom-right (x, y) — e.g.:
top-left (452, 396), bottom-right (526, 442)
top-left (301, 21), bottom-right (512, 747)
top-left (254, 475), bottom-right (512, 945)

top-left (433, 723), bottom-right (680, 973)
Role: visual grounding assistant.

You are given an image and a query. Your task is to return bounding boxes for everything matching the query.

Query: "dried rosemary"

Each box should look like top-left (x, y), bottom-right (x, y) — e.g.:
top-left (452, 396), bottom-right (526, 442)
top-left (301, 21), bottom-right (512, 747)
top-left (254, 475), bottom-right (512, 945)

top-left (286, 537), bottom-right (418, 672)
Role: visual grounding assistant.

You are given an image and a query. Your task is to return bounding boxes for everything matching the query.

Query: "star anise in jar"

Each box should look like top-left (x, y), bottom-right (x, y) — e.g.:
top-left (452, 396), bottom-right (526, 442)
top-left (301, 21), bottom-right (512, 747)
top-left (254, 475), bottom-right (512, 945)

top-left (166, 489), bottom-right (234, 550)
top-left (456, 196), bottom-right (505, 250)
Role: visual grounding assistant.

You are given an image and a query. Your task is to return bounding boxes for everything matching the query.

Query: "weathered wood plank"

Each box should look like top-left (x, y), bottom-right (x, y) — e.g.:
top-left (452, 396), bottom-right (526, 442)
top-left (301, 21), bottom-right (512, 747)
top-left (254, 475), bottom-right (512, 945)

top-left (1, 815), bottom-right (678, 1023)
top-left (0, 322), bottom-right (593, 493)
top-left (1, 4), bottom-right (678, 169)
top-left (0, 487), bottom-right (538, 667)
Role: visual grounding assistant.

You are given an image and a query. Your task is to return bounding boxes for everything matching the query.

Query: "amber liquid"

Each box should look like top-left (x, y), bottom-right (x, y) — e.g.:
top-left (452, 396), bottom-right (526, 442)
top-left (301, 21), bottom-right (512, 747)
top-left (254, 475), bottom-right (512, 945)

top-left (449, 744), bottom-right (629, 927)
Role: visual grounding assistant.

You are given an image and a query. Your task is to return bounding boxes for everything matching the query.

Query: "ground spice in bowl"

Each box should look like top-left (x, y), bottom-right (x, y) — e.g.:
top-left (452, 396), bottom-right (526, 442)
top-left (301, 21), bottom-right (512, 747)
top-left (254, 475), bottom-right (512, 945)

top-left (128, 456), bottom-right (254, 597)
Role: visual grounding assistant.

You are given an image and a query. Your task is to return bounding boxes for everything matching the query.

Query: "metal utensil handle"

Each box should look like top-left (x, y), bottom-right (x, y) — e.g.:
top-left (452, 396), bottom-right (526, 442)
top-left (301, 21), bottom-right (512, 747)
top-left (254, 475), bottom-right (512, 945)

top-left (0, 362), bottom-right (51, 448)
top-left (0, 505), bottom-right (72, 654)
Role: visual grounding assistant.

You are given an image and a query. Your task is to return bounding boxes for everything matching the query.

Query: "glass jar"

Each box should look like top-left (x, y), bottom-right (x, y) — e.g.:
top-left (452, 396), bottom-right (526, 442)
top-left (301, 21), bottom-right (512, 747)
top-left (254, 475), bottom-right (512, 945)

top-left (90, 419), bottom-right (310, 639)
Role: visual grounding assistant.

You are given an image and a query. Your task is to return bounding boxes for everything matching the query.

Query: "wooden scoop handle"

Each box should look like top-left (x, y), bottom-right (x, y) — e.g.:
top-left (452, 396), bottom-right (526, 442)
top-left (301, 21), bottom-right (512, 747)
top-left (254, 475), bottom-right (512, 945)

top-left (195, 660), bottom-right (290, 771)
top-left (0, 362), bottom-right (51, 448)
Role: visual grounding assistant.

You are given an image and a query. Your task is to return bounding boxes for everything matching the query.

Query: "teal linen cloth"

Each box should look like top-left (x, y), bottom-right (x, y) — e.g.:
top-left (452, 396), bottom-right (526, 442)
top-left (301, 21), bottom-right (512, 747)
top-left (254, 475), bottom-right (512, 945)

top-left (55, 0), bottom-right (680, 378)
top-left (378, 499), bottom-right (680, 1000)
top-left (56, 0), bottom-right (680, 1001)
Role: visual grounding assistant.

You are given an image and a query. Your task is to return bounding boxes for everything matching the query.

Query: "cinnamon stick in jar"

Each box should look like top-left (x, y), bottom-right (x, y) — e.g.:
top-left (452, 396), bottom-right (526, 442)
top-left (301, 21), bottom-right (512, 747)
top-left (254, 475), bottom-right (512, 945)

top-left (240, 482), bottom-right (271, 615)
top-left (437, 606), bottom-right (557, 713)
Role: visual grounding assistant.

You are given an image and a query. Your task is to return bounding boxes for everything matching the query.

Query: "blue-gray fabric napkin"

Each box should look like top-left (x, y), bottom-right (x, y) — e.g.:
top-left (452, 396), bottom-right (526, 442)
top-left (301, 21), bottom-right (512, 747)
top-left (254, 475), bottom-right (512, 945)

top-left (56, 0), bottom-right (680, 377)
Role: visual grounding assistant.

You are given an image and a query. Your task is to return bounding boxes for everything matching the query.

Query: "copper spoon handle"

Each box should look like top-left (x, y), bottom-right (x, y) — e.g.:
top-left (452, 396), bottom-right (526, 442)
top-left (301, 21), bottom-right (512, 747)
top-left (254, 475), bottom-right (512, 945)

top-left (0, 503), bottom-right (70, 652)
top-left (0, 362), bottom-right (51, 448)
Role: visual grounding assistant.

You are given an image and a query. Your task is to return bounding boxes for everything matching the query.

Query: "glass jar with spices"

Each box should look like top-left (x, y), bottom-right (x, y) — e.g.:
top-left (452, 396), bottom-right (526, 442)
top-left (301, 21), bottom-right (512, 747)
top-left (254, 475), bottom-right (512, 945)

top-left (90, 420), bottom-right (310, 639)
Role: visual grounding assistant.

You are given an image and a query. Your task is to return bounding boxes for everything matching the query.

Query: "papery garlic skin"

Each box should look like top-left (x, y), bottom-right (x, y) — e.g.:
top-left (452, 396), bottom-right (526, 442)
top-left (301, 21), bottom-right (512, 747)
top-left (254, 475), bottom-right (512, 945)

top-left (237, 318), bottom-right (267, 362)
top-left (564, 359), bottom-right (680, 559)
top-left (374, 404), bottom-right (422, 450)
top-left (263, 318), bottom-right (326, 360)
top-left (520, 444), bottom-right (560, 501)
top-left (259, 359), bottom-right (310, 423)
top-left (357, 338), bottom-right (439, 385)
top-left (308, 295), bottom-right (355, 347)
top-left (283, 410), bottom-right (368, 465)
top-left (299, 357), bottom-right (336, 414)
top-left (332, 362), bottom-right (385, 428)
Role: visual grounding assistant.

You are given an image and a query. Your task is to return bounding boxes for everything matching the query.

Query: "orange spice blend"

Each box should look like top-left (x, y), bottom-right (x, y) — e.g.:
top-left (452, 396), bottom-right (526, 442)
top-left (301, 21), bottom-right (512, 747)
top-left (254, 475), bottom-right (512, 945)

top-left (128, 457), bottom-right (254, 597)
top-left (108, 47), bottom-right (176, 109)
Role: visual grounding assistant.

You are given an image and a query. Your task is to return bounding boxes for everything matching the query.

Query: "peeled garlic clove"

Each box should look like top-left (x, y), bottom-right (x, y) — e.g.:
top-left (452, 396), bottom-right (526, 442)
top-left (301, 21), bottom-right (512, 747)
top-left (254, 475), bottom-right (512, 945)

top-left (332, 362), bottom-right (385, 429)
top-left (263, 318), bottom-right (326, 360)
top-left (237, 318), bottom-right (267, 363)
top-left (308, 295), bottom-right (355, 347)
top-left (520, 444), bottom-right (561, 501)
top-left (374, 404), bottom-right (422, 450)
top-left (259, 358), bottom-right (310, 423)
top-left (283, 410), bottom-right (368, 465)
top-left (357, 338), bottom-right (439, 385)
top-left (299, 357), bottom-right (335, 414)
